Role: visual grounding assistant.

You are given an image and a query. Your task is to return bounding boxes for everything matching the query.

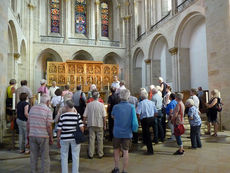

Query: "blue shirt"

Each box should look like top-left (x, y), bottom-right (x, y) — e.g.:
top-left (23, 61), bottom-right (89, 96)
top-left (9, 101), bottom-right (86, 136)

top-left (136, 99), bottom-right (157, 119)
top-left (166, 100), bottom-right (177, 115)
top-left (188, 106), bottom-right (202, 126)
top-left (151, 93), bottom-right (163, 110)
top-left (112, 101), bottom-right (136, 138)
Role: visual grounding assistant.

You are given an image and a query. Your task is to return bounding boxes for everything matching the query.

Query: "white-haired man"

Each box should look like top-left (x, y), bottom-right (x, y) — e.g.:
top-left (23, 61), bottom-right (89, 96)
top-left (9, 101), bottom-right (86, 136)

top-left (137, 90), bottom-right (158, 155)
top-left (27, 94), bottom-right (53, 173)
top-left (48, 81), bottom-right (59, 99)
top-left (111, 76), bottom-right (120, 89)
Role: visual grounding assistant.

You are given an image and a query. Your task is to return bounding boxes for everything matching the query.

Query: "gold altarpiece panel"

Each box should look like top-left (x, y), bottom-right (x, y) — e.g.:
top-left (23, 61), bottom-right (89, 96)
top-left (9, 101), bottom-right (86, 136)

top-left (47, 60), bottom-right (119, 92)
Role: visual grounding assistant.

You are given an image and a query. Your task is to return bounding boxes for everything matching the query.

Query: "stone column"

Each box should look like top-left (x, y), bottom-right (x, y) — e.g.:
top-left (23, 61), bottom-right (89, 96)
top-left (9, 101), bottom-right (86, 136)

top-left (0, 0), bottom-right (9, 143)
top-left (95, 0), bottom-right (100, 43)
top-left (169, 47), bottom-right (179, 92)
top-left (171, 0), bottom-right (177, 15)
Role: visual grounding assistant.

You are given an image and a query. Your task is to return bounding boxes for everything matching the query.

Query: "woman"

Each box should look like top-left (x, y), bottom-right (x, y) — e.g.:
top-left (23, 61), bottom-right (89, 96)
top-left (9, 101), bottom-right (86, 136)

top-left (87, 84), bottom-right (97, 100)
top-left (172, 93), bottom-right (185, 155)
top-left (185, 99), bottom-right (202, 149)
top-left (37, 79), bottom-right (48, 95)
top-left (16, 93), bottom-right (30, 154)
top-left (62, 85), bottom-right (73, 97)
top-left (162, 85), bottom-right (171, 136)
top-left (51, 89), bottom-right (64, 120)
top-left (57, 100), bottom-right (84, 173)
top-left (205, 89), bottom-right (220, 137)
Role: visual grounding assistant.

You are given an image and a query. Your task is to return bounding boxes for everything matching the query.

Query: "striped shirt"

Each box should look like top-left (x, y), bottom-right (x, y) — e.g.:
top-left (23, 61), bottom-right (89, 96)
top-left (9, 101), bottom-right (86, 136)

top-left (57, 112), bottom-right (84, 141)
top-left (28, 104), bottom-right (53, 138)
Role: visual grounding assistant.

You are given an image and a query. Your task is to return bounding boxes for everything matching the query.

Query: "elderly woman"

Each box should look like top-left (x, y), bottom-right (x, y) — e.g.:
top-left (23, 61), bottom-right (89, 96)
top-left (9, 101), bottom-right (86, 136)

top-left (111, 89), bottom-right (138, 173)
top-left (172, 93), bottom-right (185, 155)
top-left (137, 90), bottom-right (158, 154)
top-left (205, 89), bottom-right (220, 137)
top-left (57, 100), bottom-right (84, 173)
top-left (37, 79), bottom-right (48, 95)
top-left (87, 84), bottom-right (97, 99)
top-left (185, 99), bottom-right (202, 149)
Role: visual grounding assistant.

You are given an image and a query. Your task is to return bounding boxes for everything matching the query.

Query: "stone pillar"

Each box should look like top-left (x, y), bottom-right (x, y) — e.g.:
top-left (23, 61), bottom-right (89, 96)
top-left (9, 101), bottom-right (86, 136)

top-left (171, 0), bottom-right (177, 15)
top-left (169, 47), bottom-right (179, 92)
top-left (0, 0), bottom-right (9, 143)
top-left (95, 0), bottom-right (100, 43)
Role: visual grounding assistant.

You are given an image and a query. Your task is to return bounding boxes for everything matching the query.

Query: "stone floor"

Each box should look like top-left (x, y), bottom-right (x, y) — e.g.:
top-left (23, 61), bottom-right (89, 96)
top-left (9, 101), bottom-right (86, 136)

top-left (1, 118), bottom-right (230, 173)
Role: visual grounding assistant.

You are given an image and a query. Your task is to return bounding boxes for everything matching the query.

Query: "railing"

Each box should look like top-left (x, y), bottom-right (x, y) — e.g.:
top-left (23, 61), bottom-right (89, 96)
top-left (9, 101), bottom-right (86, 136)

top-left (136, 32), bottom-right (146, 42)
top-left (150, 11), bottom-right (171, 31)
top-left (177, 0), bottom-right (195, 12)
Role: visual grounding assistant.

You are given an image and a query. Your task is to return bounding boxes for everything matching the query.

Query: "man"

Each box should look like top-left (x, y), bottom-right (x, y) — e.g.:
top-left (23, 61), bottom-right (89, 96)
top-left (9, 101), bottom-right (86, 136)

top-left (116, 80), bottom-right (126, 96)
top-left (27, 94), bottom-right (53, 173)
top-left (111, 76), bottom-right (120, 89)
top-left (48, 81), bottom-right (59, 99)
top-left (72, 85), bottom-right (86, 117)
top-left (83, 91), bottom-right (106, 159)
top-left (107, 87), bottom-right (119, 141)
top-left (111, 89), bottom-right (138, 173)
top-left (158, 77), bottom-right (167, 97)
top-left (137, 90), bottom-right (158, 155)
top-left (6, 79), bottom-right (16, 123)
top-left (151, 88), bottom-right (164, 143)
top-left (16, 80), bottom-right (33, 105)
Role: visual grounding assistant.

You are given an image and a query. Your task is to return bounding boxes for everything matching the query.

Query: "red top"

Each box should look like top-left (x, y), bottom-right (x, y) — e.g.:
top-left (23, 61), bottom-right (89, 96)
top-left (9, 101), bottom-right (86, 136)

top-left (87, 98), bottom-right (104, 104)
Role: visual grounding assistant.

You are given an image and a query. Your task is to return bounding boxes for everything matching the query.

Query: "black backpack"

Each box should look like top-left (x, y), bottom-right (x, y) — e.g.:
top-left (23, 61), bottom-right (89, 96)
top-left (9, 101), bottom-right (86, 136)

top-left (215, 98), bottom-right (223, 112)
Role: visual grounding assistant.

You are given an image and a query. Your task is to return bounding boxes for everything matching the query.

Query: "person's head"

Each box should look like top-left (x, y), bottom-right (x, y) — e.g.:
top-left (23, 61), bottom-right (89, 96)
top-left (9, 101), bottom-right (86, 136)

top-left (19, 93), bottom-right (28, 101)
top-left (211, 89), bottom-right (219, 98)
top-left (110, 86), bottom-right (116, 93)
top-left (64, 93), bottom-right (73, 102)
top-left (158, 77), bottom-right (163, 83)
top-left (152, 87), bottom-right (158, 95)
top-left (149, 85), bottom-right (155, 91)
top-left (21, 80), bottom-right (27, 86)
top-left (76, 85), bottom-right (82, 91)
top-left (9, 79), bottom-right (16, 85)
top-left (140, 90), bottom-right (148, 100)
top-left (52, 81), bottom-right (56, 87)
top-left (90, 84), bottom-right (97, 91)
top-left (64, 85), bottom-right (70, 90)
top-left (166, 85), bottom-right (171, 92)
top-left (169, 93), bottom-right (176, 100)
top-left (185, 99), bottom-right (195, 108)
top-left (113, 76), bottom-right (118, 82)
top-left (198, 86), bottom-right (203, 91)
top-left (65, 100), bottom-right (74, 109)
top-left (156, 85), bottom-right (161, 91)
top-left (40, 79), bottom-right (46, 86)
top-left (190, 88), bottom-right (197, 96)
top-left (40, 94), bottom-right (50, 105)
top-left (120, 80), bottom-right (125, 86)
top-left (140, 88), bottom-right (147, 93)
top-left (92, 90), bottom-right (99, 100)
top-left (55, 88), bottom-right (62, 96)
top-left (120, 89), bottom-right (130, 101)
top-left (175, 93), bottom-right (183, 102)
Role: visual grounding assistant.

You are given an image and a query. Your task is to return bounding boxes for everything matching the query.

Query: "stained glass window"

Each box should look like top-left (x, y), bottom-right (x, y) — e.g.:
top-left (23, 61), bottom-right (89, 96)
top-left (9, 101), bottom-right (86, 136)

top-left (50, 0), bottom-right (60, 33)
top-left (101, 2), bottom-right (109, 37)
top-left (75, 0), bottom-right (87, 35)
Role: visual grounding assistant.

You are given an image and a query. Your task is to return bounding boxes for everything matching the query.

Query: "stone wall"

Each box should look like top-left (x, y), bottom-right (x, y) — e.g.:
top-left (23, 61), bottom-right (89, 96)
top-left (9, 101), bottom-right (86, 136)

top-left (205, 0), bottom-right (230, 130)
top-left (0, 1), bottom-right (9, 142)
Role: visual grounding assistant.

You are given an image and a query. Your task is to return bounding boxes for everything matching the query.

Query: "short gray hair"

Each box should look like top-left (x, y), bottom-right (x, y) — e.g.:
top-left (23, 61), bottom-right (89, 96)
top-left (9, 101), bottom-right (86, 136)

top-left (176, 93), bottom-right (183, 101)
top-left (92, 90), bottom-right (99, 100)
top-left (120, 80), bottom-right (125, 86)
top-left (120, 89), bottom-right (130, 101)
top-left (140, 90), bottom-right (148, 100)
top-left (185, 99), bottom-right (194, 106)
top-left (159, 77), bottom-right (163, 82)
top-left (65, 100), bottom-right (74, 109)
top-left (40, 94), bottom-right (50, 104)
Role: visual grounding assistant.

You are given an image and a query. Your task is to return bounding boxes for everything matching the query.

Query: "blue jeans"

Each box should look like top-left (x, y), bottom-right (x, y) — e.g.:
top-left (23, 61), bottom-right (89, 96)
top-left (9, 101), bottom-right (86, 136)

top-left (16, 119), bottom-right (27, 151)
top-left (190, 125), bottom-right (202, 148)
top-left (60, 140), bottom-right (81, 173)
top-left (175, 135), bottom-right (183, 147)
top-left (153, 111), bottom-right (164, 143)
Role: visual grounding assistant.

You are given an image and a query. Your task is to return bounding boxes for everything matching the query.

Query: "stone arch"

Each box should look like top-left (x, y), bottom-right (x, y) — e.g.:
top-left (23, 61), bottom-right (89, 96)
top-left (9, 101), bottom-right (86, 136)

top-left (132, 48), bottom-right (145, 94)
top-left (149, 34), bottom-right (172, 86)
top-left (34, 48), bottom-right (63, 91)
top-left (72, 50), bottom-right (93, 60)
top-left (8, 20), bottom-right (18, 54)
top-left (103, 52), bottom-right (124, 80)
top-left (175, 12), bottom-right (208, 90)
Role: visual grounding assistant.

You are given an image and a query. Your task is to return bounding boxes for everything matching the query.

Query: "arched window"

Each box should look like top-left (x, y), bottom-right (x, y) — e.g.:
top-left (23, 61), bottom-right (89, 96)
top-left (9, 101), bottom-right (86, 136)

top-left (50, 0), bottom-right (60, 33)
top-left (75, 0), bottom-right (87, 35)
top-left (101, 1), bottom-right (109, 37)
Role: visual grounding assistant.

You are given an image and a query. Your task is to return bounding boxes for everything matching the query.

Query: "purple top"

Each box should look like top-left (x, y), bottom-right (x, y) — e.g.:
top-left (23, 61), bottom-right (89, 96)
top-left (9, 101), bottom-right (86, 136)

top-left (37, 86), bottom-right (49, 95)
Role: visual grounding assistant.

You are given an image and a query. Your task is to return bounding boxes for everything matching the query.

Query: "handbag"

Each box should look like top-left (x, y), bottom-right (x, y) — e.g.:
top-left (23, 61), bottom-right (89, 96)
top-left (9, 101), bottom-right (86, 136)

top-left (73, 115), bottom-right (86, 144)
top-left (174, 104), bottom-right (185, 136)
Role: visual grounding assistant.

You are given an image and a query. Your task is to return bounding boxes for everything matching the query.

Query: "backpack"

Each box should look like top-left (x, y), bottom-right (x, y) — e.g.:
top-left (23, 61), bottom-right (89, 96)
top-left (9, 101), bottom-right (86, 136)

top-left (215, 98), bottom-right (223, 112)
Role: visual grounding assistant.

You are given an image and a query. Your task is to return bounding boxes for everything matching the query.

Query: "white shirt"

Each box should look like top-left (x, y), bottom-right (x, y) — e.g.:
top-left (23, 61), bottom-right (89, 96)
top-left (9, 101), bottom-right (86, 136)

top-left (190, 95), bottom-right (200, 109)
top-left (49, 86), bottom-right (59, 98)
top-left (51, 96), bottom-right (64, 107)
top-left (116, 85), bottom-right (126, 95)
top-left (111, 81), bottom-right (120, 89)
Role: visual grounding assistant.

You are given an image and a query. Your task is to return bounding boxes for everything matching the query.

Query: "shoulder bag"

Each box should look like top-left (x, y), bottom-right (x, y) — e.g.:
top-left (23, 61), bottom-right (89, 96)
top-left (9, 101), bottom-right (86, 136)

top-left (174, 103), bottom-right (185, 136)
top-left (73, 114), bottom-right (86, 144)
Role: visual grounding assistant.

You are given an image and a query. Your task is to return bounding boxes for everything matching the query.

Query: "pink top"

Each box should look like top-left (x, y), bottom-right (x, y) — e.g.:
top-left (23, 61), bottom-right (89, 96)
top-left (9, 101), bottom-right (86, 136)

top-left (37, 86), bottom-right (49, 95)
top-left (62, 90), bottom-right (73, 97)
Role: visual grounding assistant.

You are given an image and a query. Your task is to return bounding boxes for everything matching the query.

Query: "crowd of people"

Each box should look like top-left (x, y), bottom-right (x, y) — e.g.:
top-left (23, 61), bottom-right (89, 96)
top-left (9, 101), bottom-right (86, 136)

top-left (5, 76), bottom-right (223, 173)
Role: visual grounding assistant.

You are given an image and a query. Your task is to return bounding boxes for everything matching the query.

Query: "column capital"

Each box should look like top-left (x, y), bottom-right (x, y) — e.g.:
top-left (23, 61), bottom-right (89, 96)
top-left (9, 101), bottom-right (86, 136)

top-left (95, 0), bottom-right (100, 5)
top-left (123, 15), bottom-right (132, 21)
top-left (169, 47), bottom-right (178, 55)
top-left (144, 59), bottom-right (151, 64)
top-left (14, 53), bottom-right (20, 59)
